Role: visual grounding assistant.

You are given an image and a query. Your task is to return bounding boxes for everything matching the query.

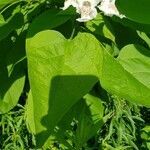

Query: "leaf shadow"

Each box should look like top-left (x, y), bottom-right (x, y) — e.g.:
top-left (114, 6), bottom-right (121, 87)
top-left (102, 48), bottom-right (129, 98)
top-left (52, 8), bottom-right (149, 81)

top-left (35, 75), bottom-right (101, 147)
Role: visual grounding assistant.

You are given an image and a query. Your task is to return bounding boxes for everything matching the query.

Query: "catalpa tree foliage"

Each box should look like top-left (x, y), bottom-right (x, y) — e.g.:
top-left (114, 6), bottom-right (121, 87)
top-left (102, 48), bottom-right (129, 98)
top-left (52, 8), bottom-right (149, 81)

top-left (0, 0), bottom-right (150, 149)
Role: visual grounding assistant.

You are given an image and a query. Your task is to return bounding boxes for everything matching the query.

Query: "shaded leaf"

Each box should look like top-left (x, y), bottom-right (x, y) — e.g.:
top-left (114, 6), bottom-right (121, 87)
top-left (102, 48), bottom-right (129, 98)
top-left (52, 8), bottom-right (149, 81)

top-left (0, 12), bottom-right (24, 41)
top-left (27, 7), bottom-right (76, 38)
top-left (0, 33), bottom-right (26, 113)
top-left (0, 0), bottom-right (19, 10)
top-left (116, 0), bottom-right (150, 24)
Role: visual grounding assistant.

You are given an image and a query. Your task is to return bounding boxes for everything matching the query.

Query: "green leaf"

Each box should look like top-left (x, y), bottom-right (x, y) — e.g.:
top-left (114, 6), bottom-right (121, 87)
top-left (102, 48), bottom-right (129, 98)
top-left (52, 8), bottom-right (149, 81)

top-left (137, 31), bottom-right (150, 48)
top-left (118, 44), bottom-right (150, 89)
top-left (26, 30), bottom-right (101, 147)
top-left (0, 14), bottom-right (5, 24)
top-left (0, 12), bottom-right (24, 41)
top-left (141, 126), bottom-right (150, 140)
top-left (25, 90), bottom-right (35, 133)
top-left (86, 13), bottom-right (115, 42)
top-left (101, 47), bottom-right (150, 107)
top-left (27, 7), bottom-right (76, 38)
top-left (26, 30), bottom-right (150, 147)
top-left (0, 0), bottom-right (19, 10)
top-left (44, 94), bottom-right (104, 149)
top-left (74, 94), bottom-right (104, 148)
top-left (0, 33), bottom-right (25, 113)
top-left (112, 17), bottom-right (150, 33)
top-left (116, 0), bottom-right (150, 24)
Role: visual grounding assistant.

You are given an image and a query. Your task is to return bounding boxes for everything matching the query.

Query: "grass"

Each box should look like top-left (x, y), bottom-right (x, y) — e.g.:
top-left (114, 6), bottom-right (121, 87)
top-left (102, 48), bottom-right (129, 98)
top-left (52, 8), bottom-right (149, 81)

top-left (0, 95), bottom-right (149, 150)
top-left (0, 104), bottom-right (35, 150)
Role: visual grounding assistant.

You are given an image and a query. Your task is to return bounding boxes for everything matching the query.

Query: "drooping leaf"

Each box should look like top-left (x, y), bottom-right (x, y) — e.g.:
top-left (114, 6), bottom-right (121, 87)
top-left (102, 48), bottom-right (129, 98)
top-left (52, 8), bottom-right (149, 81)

top-left (0, 32), bottom-right (25, 113)
top-left (116, 0), bottom-right (150, 24)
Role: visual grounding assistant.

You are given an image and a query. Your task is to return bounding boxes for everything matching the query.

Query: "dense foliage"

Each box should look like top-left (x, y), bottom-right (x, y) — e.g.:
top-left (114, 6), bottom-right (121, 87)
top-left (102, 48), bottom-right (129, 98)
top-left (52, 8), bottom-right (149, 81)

top-left (0, 0), bottom-right (150, 149)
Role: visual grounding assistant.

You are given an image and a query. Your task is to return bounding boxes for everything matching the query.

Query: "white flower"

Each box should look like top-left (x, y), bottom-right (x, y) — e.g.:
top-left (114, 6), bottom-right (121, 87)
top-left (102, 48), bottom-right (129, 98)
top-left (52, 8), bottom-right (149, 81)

top-left (62, 0), bottom-right (124, 22)
top-left (62, 0), bottom-right (78, 10)
top-left (76, 0), bottom-right (100, 22)
top-left (98, 0), bottom-right (125, 18)
top-left (62, 0), bottom-right (101, 22)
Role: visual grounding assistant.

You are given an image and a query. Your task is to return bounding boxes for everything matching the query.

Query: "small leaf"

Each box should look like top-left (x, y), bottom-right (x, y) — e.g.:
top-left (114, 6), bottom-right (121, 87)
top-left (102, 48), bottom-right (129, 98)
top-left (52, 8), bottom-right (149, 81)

top-left (75, 94), bottom-right (104, 147)
top-left (0, 14), bottom-right (5, 24)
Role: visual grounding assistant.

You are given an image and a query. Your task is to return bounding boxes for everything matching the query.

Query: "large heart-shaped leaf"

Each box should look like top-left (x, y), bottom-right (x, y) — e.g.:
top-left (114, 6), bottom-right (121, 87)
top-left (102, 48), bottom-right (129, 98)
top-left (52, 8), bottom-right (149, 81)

top-left (26, 30), bottom-right (102, 147)
top-left (26, 30), bottom-right (150, 148)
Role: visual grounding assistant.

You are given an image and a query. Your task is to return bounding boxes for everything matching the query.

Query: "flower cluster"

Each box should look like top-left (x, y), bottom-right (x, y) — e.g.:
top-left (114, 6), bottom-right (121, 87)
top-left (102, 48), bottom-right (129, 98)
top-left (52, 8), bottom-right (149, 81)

top-left (62, 0), bottom-right (125, 22)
